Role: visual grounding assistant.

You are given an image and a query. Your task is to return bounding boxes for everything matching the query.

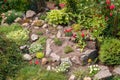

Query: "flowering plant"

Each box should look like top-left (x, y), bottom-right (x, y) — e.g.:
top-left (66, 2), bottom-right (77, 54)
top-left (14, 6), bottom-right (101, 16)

top-left (88, 65), bottom-right (100, 77)
top-left (64, 28), bottom-right (73, 37)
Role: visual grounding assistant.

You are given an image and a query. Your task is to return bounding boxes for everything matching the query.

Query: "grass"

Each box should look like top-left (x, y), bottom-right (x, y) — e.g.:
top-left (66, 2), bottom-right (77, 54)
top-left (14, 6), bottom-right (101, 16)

top-left (14, 65), bottom-right (67, 80)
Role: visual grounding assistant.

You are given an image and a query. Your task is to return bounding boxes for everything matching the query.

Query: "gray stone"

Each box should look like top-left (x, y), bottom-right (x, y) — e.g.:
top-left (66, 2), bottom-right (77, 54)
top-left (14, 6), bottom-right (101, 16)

top-left (57, 30), bottom-right (62, 38)
top-left (86, 41), bottom-right (96, 49)
top-left (47, 65), bottom-right (51, 71)
top-left (14, 17), bottom-right (22, 23)
top-left (69, 75), bottom-right (76, 80)
top-left (80, 49), bottom-right (97, 64)
top-left (46, 39), bottom-right (53, 56)
top-left (42, 24), bottom-right (48, 28)
top-left (22, 23), bottom-right (29, 27)
top-left (26, 10), bottom-right (36, 18)
top-left (31, 20), bottom-right (44, 27)
top-left (50, 53), bottom-right (60, 62)
top-left (41, 58), bottom-right (48, 65)
top-left (83, 77), bottom-right (92, 80)
top-left (23, 54), bottom-right (32, 61)
top-left (46, 29), bottom-right (49, 34)
top-left (113, 66), bottom-right (120, 75)
top-left (61, 57), bottom-right (72, 66)
top-left (31, 34), bottom-right (39, 41)
top-left (94, 66), bottom-right (112, 80)
top-left (71, 56), bottom-right (81, 65)
top-left (57, 25), bottom-right (63, 30)
top-left (20, 45), bottom-right (27, 50)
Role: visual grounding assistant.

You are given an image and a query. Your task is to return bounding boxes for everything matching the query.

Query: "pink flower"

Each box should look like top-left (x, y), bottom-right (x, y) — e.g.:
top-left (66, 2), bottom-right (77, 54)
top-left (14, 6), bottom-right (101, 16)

top-left (110, 4), bottom-right (115, 10)
top-left (106, 0), bottom-right (111, 5)
top-left (59, 3), bottom-right (66, 8)
top-left (110, 13), bottom-right (113, 16)
top-left (35, 60), bottom-right (39, 65)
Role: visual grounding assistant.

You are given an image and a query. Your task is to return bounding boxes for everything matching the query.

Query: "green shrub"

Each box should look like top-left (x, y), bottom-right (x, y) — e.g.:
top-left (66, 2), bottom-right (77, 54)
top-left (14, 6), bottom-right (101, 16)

top-left (46, 9), bottom-right (72, 25)
top-left (29, 42), bottom-right (43, 54)
top-left (0, 36), bottom-right (24, 80)
top-left (54, 38), bottom-right (63, 46)
top-left (0, 23), bottom-right (29, 46)
top-left (64, 46), bottom-right (73, 54)
top-left (0, 23), bottom-right (22, 34)
top-left (99, 38), bottom-right (120, 65)
top-left (6, 29), bottom-right (29, 45)
top-left (4, 10), bottom-right (23, 24)
top-left (14, 65), bottom-right (67, 80)
top-left (0, 0), bottom-right (30, 13)
top-left (29, 37), bottom-right (46, 54)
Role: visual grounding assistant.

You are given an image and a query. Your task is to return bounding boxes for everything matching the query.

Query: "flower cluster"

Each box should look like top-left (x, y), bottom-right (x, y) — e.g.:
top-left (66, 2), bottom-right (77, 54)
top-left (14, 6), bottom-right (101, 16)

top-left (105, 0), bottom-right (115, 17)
top-left (64, 27), bottom-right (85, 39)
top-left (54, 62), bottom-right (71, 73)
top-left (29, 60), bottom-right (40, 65)
top-left (88, 65), bottom-right (100, 77)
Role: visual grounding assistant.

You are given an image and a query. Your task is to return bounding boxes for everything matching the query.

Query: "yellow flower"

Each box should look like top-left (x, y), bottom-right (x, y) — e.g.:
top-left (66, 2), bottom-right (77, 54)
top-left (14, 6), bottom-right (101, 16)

top-left (88, 59), bottom-right (92, 63)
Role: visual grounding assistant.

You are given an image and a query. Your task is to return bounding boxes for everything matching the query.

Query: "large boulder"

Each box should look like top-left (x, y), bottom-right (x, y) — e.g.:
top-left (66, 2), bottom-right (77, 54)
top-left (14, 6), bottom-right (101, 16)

top-left (94, 66), bottom-right (112, 80)
top-left (80, 49), bottom-right (98, 65)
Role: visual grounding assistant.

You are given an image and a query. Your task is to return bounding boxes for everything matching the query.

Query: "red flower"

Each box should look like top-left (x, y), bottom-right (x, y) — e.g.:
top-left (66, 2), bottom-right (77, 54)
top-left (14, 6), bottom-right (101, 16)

top-left (35, 60), bottom-right (39, 65)
top-left (81, 32), bottom-right (85, 38)
top-left (4, 0), bottom-right (7, 2)
top-left (64, 28), bottom-right (72, 32)
top-left (110, 4), bottom-right (115, 10)
top-left (29, 60), bottom-right (32, 65)
top-left (72, 33), bottom-right (77, 38)
top-left (110, 13), bottom-right (112, 16)
top-left (106, 0), bottom-right (111, 5)
top-left (59, 3), bottom-right (66, 8)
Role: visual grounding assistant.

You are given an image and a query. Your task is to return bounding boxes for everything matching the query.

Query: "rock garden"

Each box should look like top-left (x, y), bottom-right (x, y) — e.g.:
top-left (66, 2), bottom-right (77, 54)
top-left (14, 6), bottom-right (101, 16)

top-left (0, 0), bottom-right (120, 80)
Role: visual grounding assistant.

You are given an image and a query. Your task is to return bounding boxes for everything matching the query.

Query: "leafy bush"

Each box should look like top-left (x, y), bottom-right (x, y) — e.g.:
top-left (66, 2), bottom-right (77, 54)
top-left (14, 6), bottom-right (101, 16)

top-left (14, 65), bottom-right (67, 80)
top-left (0, 23), bottom-right (22, 34)
top-left (64, 46), bottom-right (73, 54)
top-left (0, 36), bottom-right (24, 80)
top-left (99, 38), bottom-right (120, 65)
top-left (0, 0), bottom-right (30, 13)
top-left (6, 29), bottom-right (29, 45)
top-left (0, 23), bottom-right (29, 46)
top-left (4, 10), bottom-right (23, 24)
top-left (29, 37), bottom-right (46, 54)
top-left (29, 42), bottom-right (43, 54)
top-left (54, 38), bottom-right (63, 46)
top-left (46, 9), bottom-right (72, 25)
